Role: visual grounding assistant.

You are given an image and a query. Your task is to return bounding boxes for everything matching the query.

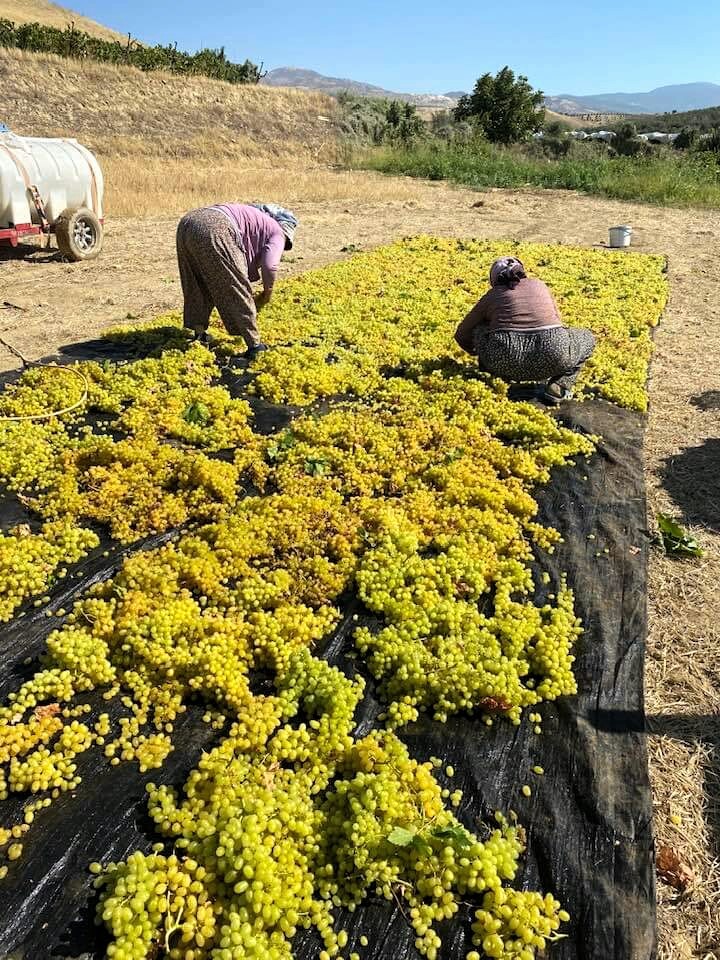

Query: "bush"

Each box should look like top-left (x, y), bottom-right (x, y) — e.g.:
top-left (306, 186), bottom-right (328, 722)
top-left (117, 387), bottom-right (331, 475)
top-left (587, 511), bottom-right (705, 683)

top-left (337, 93), bottom-right (425, 146)
top-left (613, 123), bottom-right (643, 157)
top-left (355, 138), bottom-right (720, 208)
top-left (0, 18), bottom-right (261, 83)
top-left (673, 128), bottom-right (697, 150)
top-left (697, 126), bottom-right (720, 154)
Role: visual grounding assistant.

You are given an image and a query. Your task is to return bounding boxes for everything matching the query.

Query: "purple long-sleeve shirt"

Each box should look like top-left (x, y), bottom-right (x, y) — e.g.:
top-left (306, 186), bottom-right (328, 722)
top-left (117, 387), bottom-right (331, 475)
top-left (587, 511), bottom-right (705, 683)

top-left (212, 203), bottom-right (285, 290)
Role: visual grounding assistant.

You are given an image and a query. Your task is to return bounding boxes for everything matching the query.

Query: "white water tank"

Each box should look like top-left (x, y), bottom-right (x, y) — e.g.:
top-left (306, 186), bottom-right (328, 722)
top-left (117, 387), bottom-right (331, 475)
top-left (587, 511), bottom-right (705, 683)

top-left (0, 132), bottom-right (104, 229)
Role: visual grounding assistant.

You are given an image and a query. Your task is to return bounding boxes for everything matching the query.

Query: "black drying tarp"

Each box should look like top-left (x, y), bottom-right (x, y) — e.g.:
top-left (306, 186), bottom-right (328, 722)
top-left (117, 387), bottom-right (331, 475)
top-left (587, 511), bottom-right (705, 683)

top-left (0, 371), bottom-right (655, 960)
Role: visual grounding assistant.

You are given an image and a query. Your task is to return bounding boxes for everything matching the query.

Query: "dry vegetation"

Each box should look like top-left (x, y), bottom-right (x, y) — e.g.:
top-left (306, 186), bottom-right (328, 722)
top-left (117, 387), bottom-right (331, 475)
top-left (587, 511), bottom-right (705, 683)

top-left (0, 48), bottom-right (338, 151)
top-left (0, 47), bottom-right (345, 214)
top-left (1, 28), bottom-right (719, 959)
top-left (0, 0), bottom-right (125, 40)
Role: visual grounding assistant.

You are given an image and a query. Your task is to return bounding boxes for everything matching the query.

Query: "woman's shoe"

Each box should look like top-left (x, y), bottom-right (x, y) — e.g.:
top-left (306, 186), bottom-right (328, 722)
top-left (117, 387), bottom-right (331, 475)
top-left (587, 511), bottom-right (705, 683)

top-left (243, 343), bottom-right (269, 361)
top-left (542, 382), bottom-right (572, 405)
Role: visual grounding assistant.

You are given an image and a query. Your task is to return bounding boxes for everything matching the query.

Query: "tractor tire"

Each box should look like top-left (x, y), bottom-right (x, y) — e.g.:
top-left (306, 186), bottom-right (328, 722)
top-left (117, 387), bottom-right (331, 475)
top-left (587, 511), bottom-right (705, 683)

top-left (55, 207), bottom-right (103, 261)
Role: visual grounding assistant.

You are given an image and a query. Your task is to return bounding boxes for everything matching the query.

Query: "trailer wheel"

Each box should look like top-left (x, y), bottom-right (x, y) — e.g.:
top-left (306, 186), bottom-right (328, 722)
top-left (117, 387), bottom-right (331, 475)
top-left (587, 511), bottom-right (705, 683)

top-left (55, 207), bottom-right (103, 261)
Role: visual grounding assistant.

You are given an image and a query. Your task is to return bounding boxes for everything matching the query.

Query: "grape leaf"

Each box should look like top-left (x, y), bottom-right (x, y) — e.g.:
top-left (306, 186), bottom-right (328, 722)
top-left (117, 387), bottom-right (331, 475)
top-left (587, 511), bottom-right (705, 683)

top-left (304, 457), bottom-right (327, 477)
top-left (182, 401), bottom-right (211, 426)
top-left (656, 513), bottom-right (703, 558)
top-left (387, 826), bottom-right (417, 847)
top-left (431, 826), bottom-right (472, 848)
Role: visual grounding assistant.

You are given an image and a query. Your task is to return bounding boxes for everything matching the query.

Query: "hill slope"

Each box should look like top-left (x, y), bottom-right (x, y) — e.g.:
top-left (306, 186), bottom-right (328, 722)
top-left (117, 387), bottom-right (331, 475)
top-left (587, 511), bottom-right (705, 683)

top-left (1, 48), bottom-right (338, 157)
top-left (622, 103), bottom-right (720, 133)
top-left (0, 0), bottom-right (126, 41)
top-left (0, 47), bottom-right (341, 216)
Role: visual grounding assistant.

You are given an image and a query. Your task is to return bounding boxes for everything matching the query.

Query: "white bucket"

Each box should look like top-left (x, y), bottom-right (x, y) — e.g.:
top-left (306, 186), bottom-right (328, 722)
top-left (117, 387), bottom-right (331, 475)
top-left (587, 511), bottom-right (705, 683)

top-left (608, 225), bottom-right (632, 248)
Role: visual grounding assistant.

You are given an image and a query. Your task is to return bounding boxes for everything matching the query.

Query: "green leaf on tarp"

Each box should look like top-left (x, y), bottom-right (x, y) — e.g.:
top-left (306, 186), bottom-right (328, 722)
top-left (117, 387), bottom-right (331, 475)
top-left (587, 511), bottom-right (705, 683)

top-left (387, 826), bottom-right (417, 847)
top-left (304, 457), bottom-right (327, 477)
top-left (182, 401), bottom-right (211, 426)
top-left (267, 431), bottom-right (296, 461)
top-left (656, 513), bottom-right (703, 558)
top-left (431, 825), bottom-right (472, 847)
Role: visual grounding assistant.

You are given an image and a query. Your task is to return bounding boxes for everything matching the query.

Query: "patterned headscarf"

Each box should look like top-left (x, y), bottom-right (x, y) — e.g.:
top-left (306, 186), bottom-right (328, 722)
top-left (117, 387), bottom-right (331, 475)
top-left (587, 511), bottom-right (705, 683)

top-left (489, 256), bottom-right (526, 289)
top-left (251, 202), bottom-right (298, 250)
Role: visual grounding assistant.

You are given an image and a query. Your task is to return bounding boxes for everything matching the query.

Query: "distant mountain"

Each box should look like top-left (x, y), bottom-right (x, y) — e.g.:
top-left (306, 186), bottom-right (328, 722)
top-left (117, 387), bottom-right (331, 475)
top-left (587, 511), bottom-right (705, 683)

top-left (261, 68), bottom-right (457, 109)
top-left (263, 69), bottom-right (720, 118)
top-left (544, 82), bottom-right (720, 115)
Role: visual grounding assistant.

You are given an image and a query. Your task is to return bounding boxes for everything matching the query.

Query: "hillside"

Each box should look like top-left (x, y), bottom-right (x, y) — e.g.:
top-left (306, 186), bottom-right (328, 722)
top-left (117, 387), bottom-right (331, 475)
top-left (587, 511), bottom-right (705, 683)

top-left (0, 48), bottom-right (338, 156)
top-left (0, 0), bottom-right (126, 41)
top-left (0, 47), bottom-right (341, 217)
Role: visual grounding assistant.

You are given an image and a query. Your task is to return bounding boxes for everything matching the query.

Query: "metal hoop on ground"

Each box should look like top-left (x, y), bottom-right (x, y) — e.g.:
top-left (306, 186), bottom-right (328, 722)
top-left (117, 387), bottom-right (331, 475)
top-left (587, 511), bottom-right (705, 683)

top-left (0, 337), bottom-right (89, 422)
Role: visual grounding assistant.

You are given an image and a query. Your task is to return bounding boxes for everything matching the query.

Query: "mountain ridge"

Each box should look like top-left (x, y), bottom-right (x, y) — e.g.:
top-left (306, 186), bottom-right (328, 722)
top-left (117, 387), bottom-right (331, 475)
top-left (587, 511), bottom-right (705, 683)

top-left (264, 68), bottom-right (720, 116)
top-left (261, 67), bottom-right (457, 109)
top-left (544, 82), bottom-right (720, 115)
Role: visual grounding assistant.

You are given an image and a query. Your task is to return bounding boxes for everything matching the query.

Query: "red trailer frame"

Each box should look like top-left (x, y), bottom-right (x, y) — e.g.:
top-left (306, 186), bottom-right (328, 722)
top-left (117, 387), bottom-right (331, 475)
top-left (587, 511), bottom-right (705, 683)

top-left (0, 218), bottom-right (104, 249)
top-left (0, 222), bottom-right (42, 247)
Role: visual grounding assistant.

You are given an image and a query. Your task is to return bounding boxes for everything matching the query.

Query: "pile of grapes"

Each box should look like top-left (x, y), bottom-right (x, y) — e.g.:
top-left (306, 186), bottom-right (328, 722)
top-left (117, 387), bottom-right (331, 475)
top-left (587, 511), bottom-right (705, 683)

top-left (0, 239), bottom-right (667, 959)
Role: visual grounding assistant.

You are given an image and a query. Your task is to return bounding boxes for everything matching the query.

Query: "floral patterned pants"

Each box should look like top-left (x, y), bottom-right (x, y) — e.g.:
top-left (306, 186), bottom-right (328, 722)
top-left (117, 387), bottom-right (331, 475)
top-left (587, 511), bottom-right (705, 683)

top-left (474, 327), bottom-right (596, 390)
top-left (176, 208), bottom-right (260, 348)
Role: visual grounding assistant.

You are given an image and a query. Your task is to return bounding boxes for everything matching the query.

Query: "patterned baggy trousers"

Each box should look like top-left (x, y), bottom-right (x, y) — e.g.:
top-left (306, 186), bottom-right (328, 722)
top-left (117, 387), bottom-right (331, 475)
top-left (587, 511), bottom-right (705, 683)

top-left (176, 207), bottom-right (260, 348)
top-left (474, 327), bottom-right (596, 391)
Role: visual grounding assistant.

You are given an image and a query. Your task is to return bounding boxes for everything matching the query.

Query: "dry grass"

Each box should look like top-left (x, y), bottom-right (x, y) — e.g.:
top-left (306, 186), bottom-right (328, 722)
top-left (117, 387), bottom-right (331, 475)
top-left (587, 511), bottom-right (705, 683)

top-left (0, 0), bottom-right (126, 40)
top-left (0, 45), bottom-right (419, 216)
top-left (645, 305), bottom-right (720, 957)
top-left (544, 108), bottom-right (605, 129)
top-left (101, 156), bottom-right (421, 217)
top-left (0, 48), bottom-right (340, 160)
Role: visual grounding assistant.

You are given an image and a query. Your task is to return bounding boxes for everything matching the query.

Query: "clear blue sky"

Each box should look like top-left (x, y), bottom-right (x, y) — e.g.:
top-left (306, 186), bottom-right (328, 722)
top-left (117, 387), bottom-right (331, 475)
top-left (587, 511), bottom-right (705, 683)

top-left (78, 1), bottom-right (719, 95)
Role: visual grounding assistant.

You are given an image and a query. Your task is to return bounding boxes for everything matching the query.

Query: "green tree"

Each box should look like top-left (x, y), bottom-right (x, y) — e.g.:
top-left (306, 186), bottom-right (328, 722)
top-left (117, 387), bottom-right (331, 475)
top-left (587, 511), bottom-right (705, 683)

top-left (386, 100), bottom-right (403, 126)
top-left (453, 66), bottom-right (544, 143)
top-left (0, 17), bottom-right (262, 83)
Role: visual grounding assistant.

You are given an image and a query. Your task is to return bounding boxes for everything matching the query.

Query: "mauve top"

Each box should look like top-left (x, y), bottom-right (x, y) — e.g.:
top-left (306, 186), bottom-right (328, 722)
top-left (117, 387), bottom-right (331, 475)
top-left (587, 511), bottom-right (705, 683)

top-left (212, 203), bottom-right (286, 289)
top-left (455, 277), bottom-right (562, 353)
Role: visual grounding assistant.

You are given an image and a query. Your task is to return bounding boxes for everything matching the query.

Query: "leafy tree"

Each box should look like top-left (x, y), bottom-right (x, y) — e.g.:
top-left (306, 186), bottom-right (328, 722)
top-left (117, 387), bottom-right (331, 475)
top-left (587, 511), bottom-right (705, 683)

top-left (453, 66), bottom-right (544, 143)
top-left (379, 100), bottom-right (424, 144)
top-left (386, 100), bottom-right (402, 126)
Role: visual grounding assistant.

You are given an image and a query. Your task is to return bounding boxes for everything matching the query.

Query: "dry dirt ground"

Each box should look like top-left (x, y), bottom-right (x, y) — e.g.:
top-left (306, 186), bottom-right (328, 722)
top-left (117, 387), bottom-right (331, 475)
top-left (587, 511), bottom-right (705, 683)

top-left (2, 175), bottom-right (719, 958)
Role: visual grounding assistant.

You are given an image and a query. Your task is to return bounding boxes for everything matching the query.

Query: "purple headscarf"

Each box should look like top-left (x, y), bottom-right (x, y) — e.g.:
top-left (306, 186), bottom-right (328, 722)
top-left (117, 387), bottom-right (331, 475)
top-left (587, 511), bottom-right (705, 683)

top-left (489, 256), bottom-right (527, 289)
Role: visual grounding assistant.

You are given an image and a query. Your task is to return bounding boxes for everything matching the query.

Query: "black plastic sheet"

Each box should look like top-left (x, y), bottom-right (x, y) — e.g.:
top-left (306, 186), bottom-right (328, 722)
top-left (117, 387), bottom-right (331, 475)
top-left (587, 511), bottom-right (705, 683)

top-left (0, 351), bottom-right (655, 960)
